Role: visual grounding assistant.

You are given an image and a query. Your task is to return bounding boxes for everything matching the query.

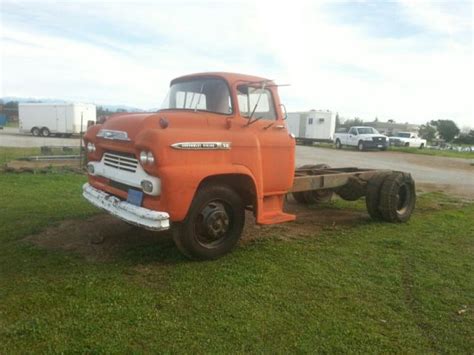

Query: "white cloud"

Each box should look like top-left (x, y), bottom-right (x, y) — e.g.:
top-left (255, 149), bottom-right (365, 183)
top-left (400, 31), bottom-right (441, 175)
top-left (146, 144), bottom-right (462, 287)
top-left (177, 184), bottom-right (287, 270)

top-left (1, 0), bottom-right (472, 127)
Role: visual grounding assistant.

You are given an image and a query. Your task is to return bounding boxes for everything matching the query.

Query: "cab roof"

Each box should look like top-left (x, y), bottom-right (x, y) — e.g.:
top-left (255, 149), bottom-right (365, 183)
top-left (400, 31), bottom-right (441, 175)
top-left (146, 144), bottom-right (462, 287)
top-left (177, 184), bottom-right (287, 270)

top-left (171, 72), bottom-right (273, 86)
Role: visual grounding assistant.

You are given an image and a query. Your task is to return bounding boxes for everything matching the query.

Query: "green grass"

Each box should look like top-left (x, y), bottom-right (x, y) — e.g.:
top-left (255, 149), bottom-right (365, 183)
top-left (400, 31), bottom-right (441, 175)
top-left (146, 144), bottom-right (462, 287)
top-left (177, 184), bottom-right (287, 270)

top-left (311, 143), bottom-right (473, 159)
top-left (0, 147), bottom-right (82, 166)
top-left (4, 121), bottom-right (19, 128)
top-left (0, 171), bottom-right (473, 353)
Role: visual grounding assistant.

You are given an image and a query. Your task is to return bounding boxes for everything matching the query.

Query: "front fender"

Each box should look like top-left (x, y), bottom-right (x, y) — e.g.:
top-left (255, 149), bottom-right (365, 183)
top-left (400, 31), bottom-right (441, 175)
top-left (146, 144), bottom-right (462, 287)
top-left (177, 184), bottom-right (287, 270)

top-left (157, 164), bottom-right (258, 222)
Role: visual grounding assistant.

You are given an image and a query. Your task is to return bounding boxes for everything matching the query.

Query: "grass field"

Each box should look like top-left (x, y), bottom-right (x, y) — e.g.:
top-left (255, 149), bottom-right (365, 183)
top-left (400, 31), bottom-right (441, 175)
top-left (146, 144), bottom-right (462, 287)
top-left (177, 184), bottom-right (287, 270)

top-left (312, 142), bottom-right (474, 159)
top-left (0, 168), bottom-right (473, 353)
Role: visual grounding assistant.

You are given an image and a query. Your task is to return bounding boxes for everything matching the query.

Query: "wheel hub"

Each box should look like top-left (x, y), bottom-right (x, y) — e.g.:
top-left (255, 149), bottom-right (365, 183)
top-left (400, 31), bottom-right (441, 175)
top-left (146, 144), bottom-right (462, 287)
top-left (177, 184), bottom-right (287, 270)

top-left (201, 203), bottom-right (230, 240)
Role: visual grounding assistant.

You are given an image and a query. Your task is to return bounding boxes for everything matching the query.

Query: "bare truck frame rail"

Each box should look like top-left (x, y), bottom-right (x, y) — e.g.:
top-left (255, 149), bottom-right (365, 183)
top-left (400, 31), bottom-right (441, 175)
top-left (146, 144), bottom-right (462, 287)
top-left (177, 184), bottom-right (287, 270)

top-left (289, 165), bottom-right (415, 224)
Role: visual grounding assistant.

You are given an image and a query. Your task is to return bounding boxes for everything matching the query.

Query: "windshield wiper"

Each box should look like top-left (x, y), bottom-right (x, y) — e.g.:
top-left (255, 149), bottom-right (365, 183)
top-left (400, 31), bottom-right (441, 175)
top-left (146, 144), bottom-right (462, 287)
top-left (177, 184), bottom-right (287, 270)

top-left (246, 81), bottom-right (267, 126)
top-left (193, 82), bottom-right (205, 112)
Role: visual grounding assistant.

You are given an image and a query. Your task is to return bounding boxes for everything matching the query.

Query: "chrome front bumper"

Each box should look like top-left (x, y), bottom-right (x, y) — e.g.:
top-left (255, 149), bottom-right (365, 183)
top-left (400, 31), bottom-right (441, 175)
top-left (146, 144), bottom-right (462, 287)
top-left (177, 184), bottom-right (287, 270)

top-left (82, 183), bottom-right (170, 231)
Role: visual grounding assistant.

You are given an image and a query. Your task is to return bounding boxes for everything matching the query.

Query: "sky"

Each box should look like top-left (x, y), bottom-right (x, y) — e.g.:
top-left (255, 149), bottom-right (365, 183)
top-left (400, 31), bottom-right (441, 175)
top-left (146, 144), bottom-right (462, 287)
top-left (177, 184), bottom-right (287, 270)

top-left (1, 0), bottom-right (473, 128)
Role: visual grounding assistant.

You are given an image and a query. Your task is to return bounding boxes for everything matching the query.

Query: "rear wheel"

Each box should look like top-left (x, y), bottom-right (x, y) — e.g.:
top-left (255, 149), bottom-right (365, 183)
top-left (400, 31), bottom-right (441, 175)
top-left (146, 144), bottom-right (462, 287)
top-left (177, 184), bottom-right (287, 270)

top-left (31, 127), bottom-right (40, 136)
top-left (336, 177), bottom-right (365, 201)
top-left (41, 127), bottom-right (50, 137)
top-left (365, 173), bottom-right (390, 220)
top-left (292, 164), bottom-right (334, 204)
top-left (419, 143), bottom-right (424, 149)
top-left (379, 172), bottom-right (416, 223)
top-left (172, 185), bottom-right (245, 260)
top-left (335, 139), bottom-right (342, 149)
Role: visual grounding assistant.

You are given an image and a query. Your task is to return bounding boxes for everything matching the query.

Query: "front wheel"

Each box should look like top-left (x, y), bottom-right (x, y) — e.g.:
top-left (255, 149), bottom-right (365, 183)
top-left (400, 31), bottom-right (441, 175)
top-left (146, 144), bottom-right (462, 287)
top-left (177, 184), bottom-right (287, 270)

top-left (358, 141), bottom-right (365, 151)
top-left (172, 185), bottom-right (245, 260)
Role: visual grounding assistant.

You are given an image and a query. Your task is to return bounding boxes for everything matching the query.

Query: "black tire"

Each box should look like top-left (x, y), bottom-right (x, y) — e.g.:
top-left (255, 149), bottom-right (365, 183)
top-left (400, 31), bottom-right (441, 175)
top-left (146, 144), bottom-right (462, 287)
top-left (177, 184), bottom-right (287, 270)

top-left (172, 185), bottom-right (245, 260)
top-left (379, 172), bottom-right (416, 223)
top-left (404, 142), bottom-right (410, 147)
top-left (41, 127), bottom-right (50, 137)
top-left (365, 173), bottom-right (390, 220)
top-left (31, 127), bottom-right (40, 136)
top-left (335, 139), bottom-right (342, 149)
top-left (292, 191), bottom-right (307, 204)
top-left (419, 143), bottom-right (424, 149)
top-left (336, 177), bottom-right (365, 201)
top-left (358, 141), bottom-right (365, 151)
top-left (292, 164), bottom-right (333, 204)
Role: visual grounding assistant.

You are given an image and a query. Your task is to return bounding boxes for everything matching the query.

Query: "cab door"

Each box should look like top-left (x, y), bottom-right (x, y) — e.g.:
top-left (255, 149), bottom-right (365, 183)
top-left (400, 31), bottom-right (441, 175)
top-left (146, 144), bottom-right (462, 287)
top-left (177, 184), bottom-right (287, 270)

top-left (236, 85), bottom-right (294, 194)
top-left (348, 127), bottom-right (359, 145)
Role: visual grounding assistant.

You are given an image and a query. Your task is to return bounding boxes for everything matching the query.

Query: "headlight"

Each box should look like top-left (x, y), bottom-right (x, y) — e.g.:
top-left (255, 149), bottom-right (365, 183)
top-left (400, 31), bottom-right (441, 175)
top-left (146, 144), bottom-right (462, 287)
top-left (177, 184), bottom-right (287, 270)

top-left (86, 163), bottom-right (95, 175)
top-left (139, 151), bottom-right (155, 165)
top-left (141, 180), bottom-right (154, 193)
top-left (87, 142), bottom-right (96, 152)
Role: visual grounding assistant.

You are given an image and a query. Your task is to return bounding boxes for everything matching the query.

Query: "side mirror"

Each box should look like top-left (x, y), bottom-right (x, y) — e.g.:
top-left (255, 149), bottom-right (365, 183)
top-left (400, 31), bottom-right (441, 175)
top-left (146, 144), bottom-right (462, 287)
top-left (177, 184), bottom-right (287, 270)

top-left (280, 104), bottom-right (288, 120)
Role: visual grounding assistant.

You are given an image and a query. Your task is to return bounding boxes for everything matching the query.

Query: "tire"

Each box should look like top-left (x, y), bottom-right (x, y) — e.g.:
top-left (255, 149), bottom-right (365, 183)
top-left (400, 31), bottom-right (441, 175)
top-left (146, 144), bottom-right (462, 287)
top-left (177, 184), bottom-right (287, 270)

top-left (379, 172), bottom-right (416, 223)
top-left (31, 127), bottom-right (40, 136)
top-left (358, 141), bottom-right (365, 151)
top-left (404, 142), bottom-right (409, 147)
top-left (336, 177), bottom-right (365, 201)
top-left (292, 164), bottom-right (334, 204)
top-left (172, 185), bottom-right (245, 260)
top-left (335, 139), bottom-right (342, 149)
top-left (41, 127), bottom-right (50, 137)
top-left (365, 173), bottom-right (390, 220)
top-left (419, 143), bottom-right (424, 149)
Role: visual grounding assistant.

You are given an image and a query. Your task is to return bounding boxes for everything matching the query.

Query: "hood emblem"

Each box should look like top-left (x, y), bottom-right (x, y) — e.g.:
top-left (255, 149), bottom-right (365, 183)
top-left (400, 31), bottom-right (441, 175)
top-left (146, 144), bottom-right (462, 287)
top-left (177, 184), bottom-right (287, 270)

top-left (171, 142), bottom-right (231, 150)
top-left (96, 129), bottom-right (130, 141)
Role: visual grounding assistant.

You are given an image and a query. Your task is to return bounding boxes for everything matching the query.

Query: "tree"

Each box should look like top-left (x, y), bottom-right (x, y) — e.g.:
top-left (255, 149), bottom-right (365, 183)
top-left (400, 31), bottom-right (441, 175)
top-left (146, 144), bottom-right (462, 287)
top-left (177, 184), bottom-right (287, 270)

top-left (335, 113), bottom-right (341, 128)
top-left (430, 120), bottom-right (460, 142)
top-left (341, 117), bottom-right (364, 128)
top-left (454, 130), bottom-right (474, 145)
top-left (418, 122), bottom-right (437, 142)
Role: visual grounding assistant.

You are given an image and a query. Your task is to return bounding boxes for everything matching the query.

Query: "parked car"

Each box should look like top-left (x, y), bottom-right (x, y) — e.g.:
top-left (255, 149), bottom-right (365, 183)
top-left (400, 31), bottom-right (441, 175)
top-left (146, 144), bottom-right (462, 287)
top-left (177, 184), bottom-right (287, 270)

top-left (334, 126), bottom-right (388, 151)
top-left (389, 132), bottom-right (426, 149)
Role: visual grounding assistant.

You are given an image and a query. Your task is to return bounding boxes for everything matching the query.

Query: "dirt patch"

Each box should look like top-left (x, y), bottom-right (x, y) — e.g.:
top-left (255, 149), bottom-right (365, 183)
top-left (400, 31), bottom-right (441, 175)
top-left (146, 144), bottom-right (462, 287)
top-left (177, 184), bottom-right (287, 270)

top-left (24, 198), bottom-right (367, 261)
top-left (24, 215), bottom-right (174, 262)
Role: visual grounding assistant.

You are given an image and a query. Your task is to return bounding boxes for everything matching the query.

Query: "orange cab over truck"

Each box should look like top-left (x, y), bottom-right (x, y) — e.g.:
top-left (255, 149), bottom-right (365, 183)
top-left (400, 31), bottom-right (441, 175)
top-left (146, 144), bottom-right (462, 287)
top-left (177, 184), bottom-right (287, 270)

top-left (83, 72), bottom-right (416, 260)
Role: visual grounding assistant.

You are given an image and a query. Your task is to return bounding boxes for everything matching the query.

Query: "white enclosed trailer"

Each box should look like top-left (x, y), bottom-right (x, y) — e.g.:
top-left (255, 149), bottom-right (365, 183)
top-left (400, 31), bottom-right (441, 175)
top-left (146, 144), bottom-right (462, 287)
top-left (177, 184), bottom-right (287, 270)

top-left (287, 110), bottom-right (336, 144)
top-left (19, 103), bottom-right (96, 137)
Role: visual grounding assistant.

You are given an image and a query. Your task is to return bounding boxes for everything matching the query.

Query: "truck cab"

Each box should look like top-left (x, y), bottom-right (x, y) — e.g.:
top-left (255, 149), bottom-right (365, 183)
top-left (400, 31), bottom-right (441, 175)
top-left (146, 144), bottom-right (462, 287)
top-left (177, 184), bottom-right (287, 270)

top-left (83, 72), bottom-right (295, 259)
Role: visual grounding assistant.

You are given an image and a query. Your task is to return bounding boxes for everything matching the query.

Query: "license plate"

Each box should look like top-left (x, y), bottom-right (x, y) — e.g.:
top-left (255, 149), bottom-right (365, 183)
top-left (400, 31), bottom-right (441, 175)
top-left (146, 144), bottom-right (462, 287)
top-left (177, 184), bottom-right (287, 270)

top-left (127, 189), bottom-right (143, 206)
top-left (377, 145), bottom-right (383, 148)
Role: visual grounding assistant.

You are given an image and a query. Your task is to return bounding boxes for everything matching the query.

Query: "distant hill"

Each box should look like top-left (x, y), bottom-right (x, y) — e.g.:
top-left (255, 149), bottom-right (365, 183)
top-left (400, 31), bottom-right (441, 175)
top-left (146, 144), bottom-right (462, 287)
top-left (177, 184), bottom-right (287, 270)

top-left (0, 96), bottom-right (146, 113)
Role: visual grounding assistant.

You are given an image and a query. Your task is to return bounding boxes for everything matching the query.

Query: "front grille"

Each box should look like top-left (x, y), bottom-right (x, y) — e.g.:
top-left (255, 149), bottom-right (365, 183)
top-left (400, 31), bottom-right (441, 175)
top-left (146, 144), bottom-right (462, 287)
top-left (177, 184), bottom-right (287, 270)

top-left (373, 137), bottom-right (386, 143)
top-left (103, 152), bottom-right (139, 172)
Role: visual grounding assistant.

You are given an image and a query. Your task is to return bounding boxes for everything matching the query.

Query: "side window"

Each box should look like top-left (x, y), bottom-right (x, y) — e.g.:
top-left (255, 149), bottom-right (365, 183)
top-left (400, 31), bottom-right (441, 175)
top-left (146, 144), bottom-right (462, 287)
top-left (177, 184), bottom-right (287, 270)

top-left (349, 128), bottom-right (357, 135)
top-left (308, 118), bottom-right (313, 125)
top-left (237, 86), bottom-right (276, 120)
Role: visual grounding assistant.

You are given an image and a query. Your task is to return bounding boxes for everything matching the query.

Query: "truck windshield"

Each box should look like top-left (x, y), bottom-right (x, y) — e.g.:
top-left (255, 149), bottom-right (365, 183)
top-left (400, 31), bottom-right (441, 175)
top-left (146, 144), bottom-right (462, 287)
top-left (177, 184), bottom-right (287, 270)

top-left (357, 127), bottom-right (378, 134)
top-left (395, 132), bottom-right (411, 138)
top-left (160, 78), bottom-right (232, 115)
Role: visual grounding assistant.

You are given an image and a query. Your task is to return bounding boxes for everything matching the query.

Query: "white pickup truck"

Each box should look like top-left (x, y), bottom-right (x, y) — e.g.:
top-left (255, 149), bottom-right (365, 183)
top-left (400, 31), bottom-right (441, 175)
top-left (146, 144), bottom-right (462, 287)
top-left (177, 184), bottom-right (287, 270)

top-left (334, 126), bottom-right (389, 151)
top-left (389, 132), bottom-right (427, 149)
